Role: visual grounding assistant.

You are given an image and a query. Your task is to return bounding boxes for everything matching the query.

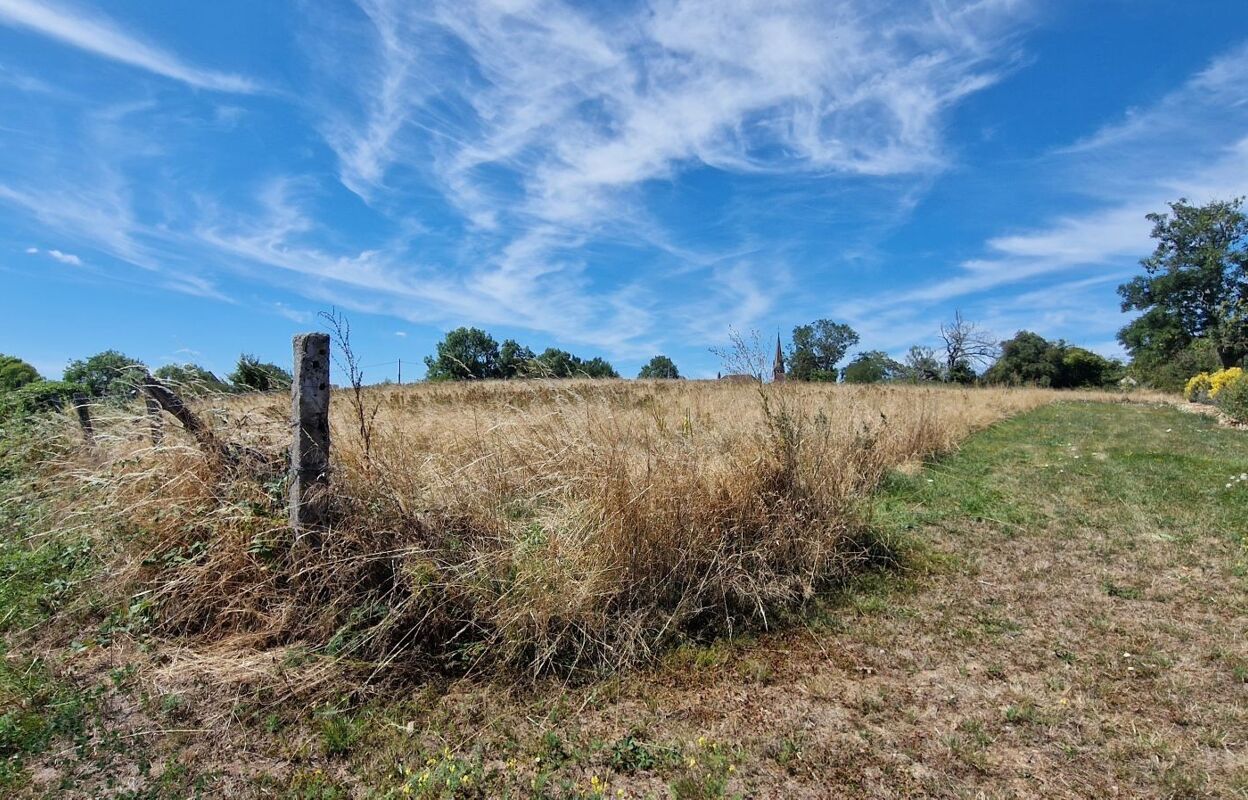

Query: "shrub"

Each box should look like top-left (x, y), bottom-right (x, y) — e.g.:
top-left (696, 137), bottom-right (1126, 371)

top-left (0, 380), bottom-right (85, 421)
top-left (0, 379), bottom-right (84, 419)
top-left (1184, 372), bottom-right (1212, 402)
top-left (1210, 367), bottom-right (1243, 399)
top-left (1215, 371), bottom-right (1248, 423)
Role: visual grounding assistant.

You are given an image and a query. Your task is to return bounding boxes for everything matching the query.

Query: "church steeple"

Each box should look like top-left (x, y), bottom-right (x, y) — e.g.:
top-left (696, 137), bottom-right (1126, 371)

top-left (772, 333), bottom-right (785, 383)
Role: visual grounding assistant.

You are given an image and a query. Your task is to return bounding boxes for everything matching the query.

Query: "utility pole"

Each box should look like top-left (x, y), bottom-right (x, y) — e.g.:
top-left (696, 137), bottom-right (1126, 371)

top-left (397, 358), bottom-right (402, 385)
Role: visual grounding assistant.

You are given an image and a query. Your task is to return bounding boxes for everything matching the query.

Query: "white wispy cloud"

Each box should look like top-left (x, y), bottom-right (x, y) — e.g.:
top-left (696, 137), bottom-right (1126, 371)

top-left (0, 0), bottom-right (259, 93)
top-left (331, 0), bottom-right (1024, 217)
top-left (859, 41), bottom-right (1248, 319)
top-left (22, 244), bottom-right (83, 265)
top-left (46, 248), bottom-right (81, 265)
top-left (301, 0), bottom-right (1028, 351)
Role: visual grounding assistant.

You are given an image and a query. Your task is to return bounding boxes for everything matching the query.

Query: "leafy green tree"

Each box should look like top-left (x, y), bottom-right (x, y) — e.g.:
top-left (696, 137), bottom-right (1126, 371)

top-left (947, 360), bottom-right (977, 385)
top-left (153, 363), bottom-right (232, 395)
top-left (1126, 338), bottom-right (1220, 391)
top-left (0, 354), bottom-right (40, 391)
top-left (984, 331), bottom-right (1060, 386)
top-left (64, 350), bottom-right (146, 399)
top-left (841, 351), bottom-right (902, 384)
top-left (1119, 198), bottom-right (1248, 374)
top-left (787, 319), bottom-right (859, 381)
top-left (424, 327), bottom-right (502, 381)
top-left (526, 348), bottom-right (618, 378)
top-left (902, 345), bottom-right (942, 382)
top-left (529, 348), bottom-right (577, 378)
top-left (228, 354), bottom-right (292, 392)
top-left (498, 339), bottom-right (536, 378)
top-left (638, 355), bottom-right (681, 379)
top-left (985, 331), bottom-right (1123, 388)
top-left (581, 357), bottom-right (619, 378)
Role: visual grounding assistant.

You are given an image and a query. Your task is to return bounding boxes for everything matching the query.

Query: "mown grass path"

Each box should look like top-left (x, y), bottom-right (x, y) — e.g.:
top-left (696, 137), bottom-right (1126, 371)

top-left (4, 401), bottom-right (1247, 798)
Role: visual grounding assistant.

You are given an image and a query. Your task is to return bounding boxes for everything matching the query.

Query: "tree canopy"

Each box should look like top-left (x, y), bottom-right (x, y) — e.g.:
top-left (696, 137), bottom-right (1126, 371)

top-left (528, 348), bottom-right (618, 378)
top-left (638, 355), bottom-right (680, 379)
top-left (0, 354), bottom-right (40, 391)
top-left (1118, 197), bottom-right (1248, 382)
top-left (64, 350), bottom-right (146, 399)
top-left (787, 319), bottom-right (859, 381)
top-left (228, 354), bottom-right (292, 392)
top-left (424, 328), bottom-right (617, 380)
top-left (498, 339), bottom-right (536, 379)
top-left (424, 327), bottom-right (502, 381)
top-left (984, 331), bottom-right (1122, 388)
top-left (841, 351), bottom-right (903, 384)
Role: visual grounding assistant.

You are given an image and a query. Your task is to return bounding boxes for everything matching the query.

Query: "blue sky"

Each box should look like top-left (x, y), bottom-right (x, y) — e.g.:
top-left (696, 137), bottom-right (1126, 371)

top-left (2, 0), bottom-right (1247, 381)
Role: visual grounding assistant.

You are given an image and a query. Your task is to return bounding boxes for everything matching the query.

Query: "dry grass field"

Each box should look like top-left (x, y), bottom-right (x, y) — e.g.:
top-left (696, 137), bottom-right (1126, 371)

top-left (3, 380), bottom-right (1243, 798)
top-left (36, 381), bottom-right (1112, 677)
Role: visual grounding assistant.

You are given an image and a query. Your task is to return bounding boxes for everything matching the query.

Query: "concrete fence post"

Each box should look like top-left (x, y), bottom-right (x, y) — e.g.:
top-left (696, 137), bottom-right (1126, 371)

top-left (140, 373), bottom-right (216, 454)
top-left (72, 393), bottom-right (94, 443)
top-left (290, 333), bottom-right (331, 532)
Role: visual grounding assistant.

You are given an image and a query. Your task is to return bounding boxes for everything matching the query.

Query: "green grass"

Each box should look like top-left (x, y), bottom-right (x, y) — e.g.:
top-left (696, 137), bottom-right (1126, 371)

top-left (872, 402), bottom-right (1247, 551)
top-left (1, 400), bottom-right (1246, 796)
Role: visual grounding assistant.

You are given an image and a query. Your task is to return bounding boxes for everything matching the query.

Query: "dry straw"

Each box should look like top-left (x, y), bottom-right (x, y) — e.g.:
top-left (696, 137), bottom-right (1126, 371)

top-left (35, 380), bottom-right (1155, 681)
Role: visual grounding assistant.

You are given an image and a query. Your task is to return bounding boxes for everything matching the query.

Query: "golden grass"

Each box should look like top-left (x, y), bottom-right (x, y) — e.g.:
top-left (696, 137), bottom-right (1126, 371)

top-left (41, 380), bottom-right (1167, 679)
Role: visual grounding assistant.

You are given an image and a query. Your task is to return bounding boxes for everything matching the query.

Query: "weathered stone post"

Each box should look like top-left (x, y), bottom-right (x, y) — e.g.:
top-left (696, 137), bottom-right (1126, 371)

top-left (140, 373), bottom-right (216, 454)
top-left (290, 333), bottom-right (331, 533)
top-left (72, 393), bottom-right (94, 443)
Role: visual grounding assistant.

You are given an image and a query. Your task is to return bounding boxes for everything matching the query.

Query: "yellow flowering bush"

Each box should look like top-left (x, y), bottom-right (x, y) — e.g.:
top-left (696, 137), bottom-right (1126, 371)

top-left (1210, 367), bottom-right (1244, 399)
top-left (1185, 367), bottom-right (1244, 403)
top-left (1215, 369), bottom-right (1248, 423)
top-left (1184, 372), bottom-right (1212, 401)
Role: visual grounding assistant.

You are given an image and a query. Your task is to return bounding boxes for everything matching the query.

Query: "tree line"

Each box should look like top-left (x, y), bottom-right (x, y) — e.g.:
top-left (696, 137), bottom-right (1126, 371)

top-left (0, 350), bottom-right (293, 418)
top-left (760, 313), bottom-right (1123, 388)
top-left (422, 327), bottom-right (623, 380)
top-left (772, 195), bottom-right (1247, 389)
top-left (422, 328), bottom-right (686, 381)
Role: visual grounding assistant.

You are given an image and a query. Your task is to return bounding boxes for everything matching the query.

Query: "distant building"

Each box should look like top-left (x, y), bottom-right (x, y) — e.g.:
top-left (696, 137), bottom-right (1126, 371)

top-left (773, 334), bottom-right (786, 383)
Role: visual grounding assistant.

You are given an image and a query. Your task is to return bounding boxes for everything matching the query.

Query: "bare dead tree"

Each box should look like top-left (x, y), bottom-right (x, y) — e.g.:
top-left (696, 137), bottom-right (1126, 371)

top-left (939, 311), bottom-right (999, 380)
top-left (318, 308), bottom-right (381, 461)
top-left (710, 327), bottom-right (768, 382)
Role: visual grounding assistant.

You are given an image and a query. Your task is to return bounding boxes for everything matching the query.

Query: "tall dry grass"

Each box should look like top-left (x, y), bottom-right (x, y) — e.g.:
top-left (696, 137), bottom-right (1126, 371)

top-left (36, 380), bottom-right (1155, 679)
